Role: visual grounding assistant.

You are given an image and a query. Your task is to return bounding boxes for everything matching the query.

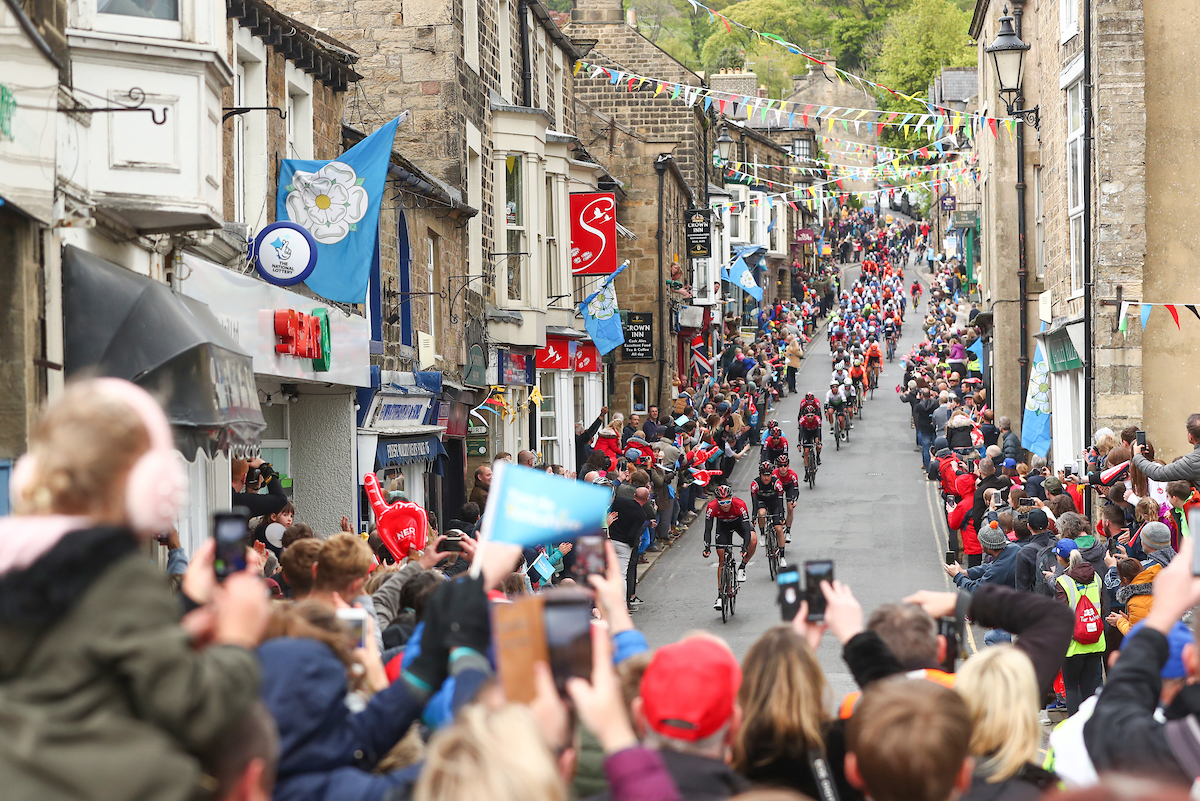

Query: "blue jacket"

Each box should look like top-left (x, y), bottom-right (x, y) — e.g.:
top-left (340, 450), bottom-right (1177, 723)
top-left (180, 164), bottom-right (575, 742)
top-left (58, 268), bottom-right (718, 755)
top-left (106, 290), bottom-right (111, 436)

top-left (259, 638), bottom-right (424, 801)
top-left (954, 543), bottom-right (1020, 593)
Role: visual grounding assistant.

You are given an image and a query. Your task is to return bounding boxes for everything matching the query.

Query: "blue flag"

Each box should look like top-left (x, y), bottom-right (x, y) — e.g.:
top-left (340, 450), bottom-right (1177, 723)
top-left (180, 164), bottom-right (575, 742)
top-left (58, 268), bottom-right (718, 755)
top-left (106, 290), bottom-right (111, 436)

top-left (1021, 339), bottom-right (1052, 458)
top-left (276, 117), bottom-right (399, 303)
top-left (966, 338), bottom-right (983, 357)
top-left (478, 462), bottom-right (612, 548)
top-left (730, 255), bottom-right (763, 301)
top-left (579, 260), bottom-right (629, 355)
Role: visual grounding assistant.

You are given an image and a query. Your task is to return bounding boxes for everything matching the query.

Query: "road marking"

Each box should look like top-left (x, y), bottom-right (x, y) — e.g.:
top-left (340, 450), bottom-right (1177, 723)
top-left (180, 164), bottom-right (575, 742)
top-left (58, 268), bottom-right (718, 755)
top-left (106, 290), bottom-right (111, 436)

top-left (925, 478), bottom-right (979, 655)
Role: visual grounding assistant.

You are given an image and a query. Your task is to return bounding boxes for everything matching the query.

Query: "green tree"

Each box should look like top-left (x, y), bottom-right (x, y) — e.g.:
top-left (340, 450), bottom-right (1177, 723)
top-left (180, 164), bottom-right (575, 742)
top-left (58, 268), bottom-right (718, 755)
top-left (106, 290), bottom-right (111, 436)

top-left (873, 0), bottom-right (973, 95)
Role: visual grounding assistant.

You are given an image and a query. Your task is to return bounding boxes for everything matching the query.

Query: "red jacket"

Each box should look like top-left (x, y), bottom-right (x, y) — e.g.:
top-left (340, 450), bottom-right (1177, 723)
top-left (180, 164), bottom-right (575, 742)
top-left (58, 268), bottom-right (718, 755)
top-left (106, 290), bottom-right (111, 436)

top-left (593, 427), bottom-right (622, 471)
top-left (948, 473), bottom-right (981, 555)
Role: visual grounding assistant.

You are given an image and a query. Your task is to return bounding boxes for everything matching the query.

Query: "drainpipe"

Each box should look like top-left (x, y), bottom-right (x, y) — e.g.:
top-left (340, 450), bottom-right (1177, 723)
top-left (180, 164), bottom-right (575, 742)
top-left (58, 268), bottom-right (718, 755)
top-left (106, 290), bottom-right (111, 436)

top-left (1013, 1), bottom-right (1031, 405)
top-left (1082, 0), bottom-right (1094, 516)
top-left (518, 0), bottom-right (533, 107)
top-left (655, 157), bottom-right (669, 411)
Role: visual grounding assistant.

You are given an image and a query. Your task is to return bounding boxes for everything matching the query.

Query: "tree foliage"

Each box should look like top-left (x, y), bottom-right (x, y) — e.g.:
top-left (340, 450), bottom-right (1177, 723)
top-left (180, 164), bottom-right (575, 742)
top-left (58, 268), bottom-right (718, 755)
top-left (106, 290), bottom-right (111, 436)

top-left (873, 0), bottom-right (974, 95)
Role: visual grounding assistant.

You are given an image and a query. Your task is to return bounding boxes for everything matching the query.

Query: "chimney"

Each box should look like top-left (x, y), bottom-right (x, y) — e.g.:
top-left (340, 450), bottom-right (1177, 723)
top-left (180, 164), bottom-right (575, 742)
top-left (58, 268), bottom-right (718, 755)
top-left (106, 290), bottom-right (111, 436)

top-left (758, 85), bottom-right (767, 98)
top-left (571, 0), bottom-right (625, 24)
top-left (625, 7), bottom-right (636, 26)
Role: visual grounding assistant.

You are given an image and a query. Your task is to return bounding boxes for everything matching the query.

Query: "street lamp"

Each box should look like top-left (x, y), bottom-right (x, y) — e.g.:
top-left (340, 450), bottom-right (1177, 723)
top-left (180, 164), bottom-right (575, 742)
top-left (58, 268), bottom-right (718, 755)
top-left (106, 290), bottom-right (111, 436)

top-left (715, 125), bottom-right (735, 163)
top-left (984, 7), bottom-right (1039, 129)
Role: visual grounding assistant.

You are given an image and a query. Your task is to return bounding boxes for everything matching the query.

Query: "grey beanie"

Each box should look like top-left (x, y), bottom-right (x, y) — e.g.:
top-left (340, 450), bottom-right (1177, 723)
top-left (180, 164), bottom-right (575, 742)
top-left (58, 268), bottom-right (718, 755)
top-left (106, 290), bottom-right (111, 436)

top-left (978, 521), bottom-right (1009, 550)
top-left (1141, 521), bottom-right (1172, 550)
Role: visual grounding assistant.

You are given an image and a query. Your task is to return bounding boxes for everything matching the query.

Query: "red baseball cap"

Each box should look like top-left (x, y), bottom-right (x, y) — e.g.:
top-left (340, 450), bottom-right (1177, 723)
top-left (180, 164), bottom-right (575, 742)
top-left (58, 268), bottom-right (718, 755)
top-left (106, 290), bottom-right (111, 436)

top-left (639, 637), bottom-right (741, 741)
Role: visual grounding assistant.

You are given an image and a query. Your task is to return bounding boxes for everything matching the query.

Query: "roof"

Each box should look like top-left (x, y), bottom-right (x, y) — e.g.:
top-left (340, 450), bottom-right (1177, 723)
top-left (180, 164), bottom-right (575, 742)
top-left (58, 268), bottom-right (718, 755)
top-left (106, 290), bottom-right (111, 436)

top-left (931, 68), bottom-right (978, 106)
top-left (227, 0), bottom-right (360, 90)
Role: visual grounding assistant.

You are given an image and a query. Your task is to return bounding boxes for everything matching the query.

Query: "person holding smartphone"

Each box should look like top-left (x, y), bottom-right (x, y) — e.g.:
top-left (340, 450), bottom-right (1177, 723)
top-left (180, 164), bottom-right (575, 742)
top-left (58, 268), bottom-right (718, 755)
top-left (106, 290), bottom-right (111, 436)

top-left (231, 456), bottom-right (288, 518)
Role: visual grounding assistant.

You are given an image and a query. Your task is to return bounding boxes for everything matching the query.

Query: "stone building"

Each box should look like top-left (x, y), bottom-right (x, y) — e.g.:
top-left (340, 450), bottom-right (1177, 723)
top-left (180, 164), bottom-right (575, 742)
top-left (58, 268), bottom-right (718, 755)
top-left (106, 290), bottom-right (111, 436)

top-left (783, 57), bottom-right (878, 194)
top-left (969, 0), bottom-right (1197, 468)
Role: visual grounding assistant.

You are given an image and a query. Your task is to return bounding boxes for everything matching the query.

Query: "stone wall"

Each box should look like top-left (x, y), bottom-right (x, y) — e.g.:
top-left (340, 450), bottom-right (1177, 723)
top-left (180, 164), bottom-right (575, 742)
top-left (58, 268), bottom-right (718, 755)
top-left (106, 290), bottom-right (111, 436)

top-left (0, 209), bottom-right (45, 461)
top-left (785, 58), bottom-right (878, 193)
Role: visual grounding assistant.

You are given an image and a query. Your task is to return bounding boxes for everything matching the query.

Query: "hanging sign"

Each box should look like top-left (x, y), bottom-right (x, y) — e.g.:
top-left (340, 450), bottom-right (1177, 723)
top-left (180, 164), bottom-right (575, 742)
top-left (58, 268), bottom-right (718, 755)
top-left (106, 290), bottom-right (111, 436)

top-left (795, 228), bottom-right (815, 244)
top-left (940, 195), bottom-right (958, 211)
top-left (574, 342), bottom-right (600, 373)
top-left (253, 221), bottom-right (319, 286)
top-left (570, 192), bottom-right (618, 275)
top-left (535, 337), bottom-right (577, 369)
top-left (685, 209), bottom-right (712, 259)
top-left (623, 312), bottom-right (653, 360)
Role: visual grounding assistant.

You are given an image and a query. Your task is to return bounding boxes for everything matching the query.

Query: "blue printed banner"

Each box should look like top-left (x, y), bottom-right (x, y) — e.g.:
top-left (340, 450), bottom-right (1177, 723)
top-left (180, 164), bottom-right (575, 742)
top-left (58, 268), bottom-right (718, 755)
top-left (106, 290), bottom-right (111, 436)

top-left (478, 462), bottom-right (612, 548)
top-left (276, 117), bottom-right (399, 304)
top-left (1021, 339), bottom-right (1052, 458)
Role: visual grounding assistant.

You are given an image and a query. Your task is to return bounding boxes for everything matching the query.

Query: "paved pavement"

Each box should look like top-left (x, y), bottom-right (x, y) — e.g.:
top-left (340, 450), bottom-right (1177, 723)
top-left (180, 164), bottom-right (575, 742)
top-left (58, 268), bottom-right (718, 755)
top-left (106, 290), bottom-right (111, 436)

top-left (633, 263), bottom-right (964, 699)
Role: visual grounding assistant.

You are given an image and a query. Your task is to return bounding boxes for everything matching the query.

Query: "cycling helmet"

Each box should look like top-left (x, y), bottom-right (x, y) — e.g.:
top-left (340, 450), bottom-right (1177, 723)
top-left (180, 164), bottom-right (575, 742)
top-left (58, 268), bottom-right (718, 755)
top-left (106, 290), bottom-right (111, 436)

top-left (759, 460), bottom-right (774, 474)
top-left (715, 484), bottom-right (733, 504)
top-left (830, 379), bottom-right (839, 387)
top-left (804, 392), bottom-right (817, 402)
top-left (768, 420), bottom-right (781, 433)
top-left (775, 454), bottom-right (790, 468)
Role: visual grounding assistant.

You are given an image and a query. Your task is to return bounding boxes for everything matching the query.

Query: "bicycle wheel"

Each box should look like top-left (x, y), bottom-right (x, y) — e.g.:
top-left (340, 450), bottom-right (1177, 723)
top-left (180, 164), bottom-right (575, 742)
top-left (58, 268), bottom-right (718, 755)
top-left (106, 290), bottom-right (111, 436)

top-left (835, 422), bottom-right (841, 451)
top-left (809, 464), bottom-right (817, 489)
top-left (766, 527), bottom-right (778, 580)
top-left (729, 570), bottom-right (737, 616)
top-left (720, 560), bottom-right (729, 623)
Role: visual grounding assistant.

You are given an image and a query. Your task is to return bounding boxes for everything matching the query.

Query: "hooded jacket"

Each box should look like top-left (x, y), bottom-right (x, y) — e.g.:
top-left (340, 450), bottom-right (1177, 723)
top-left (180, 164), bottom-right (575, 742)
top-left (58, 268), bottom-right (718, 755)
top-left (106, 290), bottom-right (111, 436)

top-left (945, 415), bottom-right (976, 449)
top-left (1113, 548), bottom-right (1175, 629)
top-left (0, 522), bottom-right (260, 801)
top-left (259, 637), bottom-right (425, 801)
top-left (948, 473), bottom-right (981, 555)
top-left (594, 426), bottom-right (623, 471)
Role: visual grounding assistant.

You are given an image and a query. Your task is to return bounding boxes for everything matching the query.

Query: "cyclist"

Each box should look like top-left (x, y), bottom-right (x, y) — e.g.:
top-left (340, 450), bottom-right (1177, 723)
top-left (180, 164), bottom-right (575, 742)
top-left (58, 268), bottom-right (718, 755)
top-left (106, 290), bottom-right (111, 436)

top-left (750, 460), bottom-right (786, 569)
top-left (775, 454), bottom-right (799, 542)
top-left (866, 340), bottom-right (883, 387)
top-left (763, 421), bottom-right (789, 464)
top-left (911, 279), bottom-right (923, 306)
top-left (849, 359), bottom-right (867, 398)
top-left (883, 316), bottom-right (897, 357)
top-left (703, 485), bottom-right (755, 607)
top-left (798, 399), bottom-right (823, 470)
top-left (825, 380), bottom-right (849, 440)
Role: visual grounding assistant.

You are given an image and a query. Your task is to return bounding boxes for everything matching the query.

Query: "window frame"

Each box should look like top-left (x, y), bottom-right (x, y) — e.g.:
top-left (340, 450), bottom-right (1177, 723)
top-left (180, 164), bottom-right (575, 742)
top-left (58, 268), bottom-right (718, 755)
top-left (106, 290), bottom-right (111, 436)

top-left (1060, 0), bottom-right (1080, 42)
top-left (1034, 165), bottom-right (1045, 280)
top-left (93, 0), bottom-right (182, 39)
top-left (1065, 80), bottom-right (1085, 296)
top-left (544, 174), bottom-right (560, 304)
top-left (503, 154), bottom-right (527, 303)
top-left (630, 374), bottom-right (650, 414)
top-left (537, 370), bottom-right (557, 466)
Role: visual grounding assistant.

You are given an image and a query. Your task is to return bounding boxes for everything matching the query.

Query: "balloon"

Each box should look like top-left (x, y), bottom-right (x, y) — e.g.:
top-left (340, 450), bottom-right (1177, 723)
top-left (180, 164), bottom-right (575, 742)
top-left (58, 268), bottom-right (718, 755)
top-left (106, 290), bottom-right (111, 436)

top-left (364, 473), bottom-right (428, 560)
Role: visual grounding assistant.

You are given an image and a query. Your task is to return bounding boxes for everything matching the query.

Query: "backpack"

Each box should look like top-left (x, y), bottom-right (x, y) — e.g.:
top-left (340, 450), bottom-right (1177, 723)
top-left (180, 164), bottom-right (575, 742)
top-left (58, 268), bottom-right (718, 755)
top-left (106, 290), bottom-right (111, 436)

top-left (1032, 545), bottom-right (1058, 598)
top-left (1070, 585), bottom-right (1104, 645)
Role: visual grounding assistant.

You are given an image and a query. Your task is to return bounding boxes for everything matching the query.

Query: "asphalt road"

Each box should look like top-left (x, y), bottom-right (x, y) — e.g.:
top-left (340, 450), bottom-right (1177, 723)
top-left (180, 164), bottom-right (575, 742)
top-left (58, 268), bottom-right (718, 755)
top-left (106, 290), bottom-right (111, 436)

top-left (634, 262), bottom-right (962, 699)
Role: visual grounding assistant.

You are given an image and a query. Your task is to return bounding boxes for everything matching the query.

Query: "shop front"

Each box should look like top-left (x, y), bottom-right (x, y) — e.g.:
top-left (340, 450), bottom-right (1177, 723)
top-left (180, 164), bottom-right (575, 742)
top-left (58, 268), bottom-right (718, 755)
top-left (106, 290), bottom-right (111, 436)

top-left (178, 253), bottom-right (371, 537)
top-left (1037, 322), bottom-right (1086, 471)
top-left (484, 348), bottom-right (536, 458)
top-left (355, 389), bottom-right (448, 530)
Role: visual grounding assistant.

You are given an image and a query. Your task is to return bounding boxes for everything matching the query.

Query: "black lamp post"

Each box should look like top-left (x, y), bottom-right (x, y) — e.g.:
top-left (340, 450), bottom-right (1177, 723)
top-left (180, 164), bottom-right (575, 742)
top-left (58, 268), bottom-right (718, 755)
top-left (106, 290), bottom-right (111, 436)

top-left (985, 8), bottom-right (1039, 129)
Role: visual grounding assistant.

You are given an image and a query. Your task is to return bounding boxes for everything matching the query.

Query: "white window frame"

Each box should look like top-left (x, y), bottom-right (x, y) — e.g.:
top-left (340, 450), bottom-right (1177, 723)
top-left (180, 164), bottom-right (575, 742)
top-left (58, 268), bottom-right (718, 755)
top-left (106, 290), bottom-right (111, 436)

top-left (233, 62), bottom-right (246, 223)
top-left (535, 27), bottom-right (547, 111)
top-left (92, 0), bottom-right (182, 39)
top-left (544, 174), bottom-right (560, 304)
top-left (498, 0), bottom-right (513, 102)
top-left (630, 374), bottom-right (650, 414)
top-left (427, 230), bottom-right (439, 337)
top-left (502, 153), bottom-right (527, 303)
top-left (1065, 80), bottom-right (1084, 297)
top-left (1060, 0), bottom-right (1080, 43)
top-left (234, 29), bottom-right (267, 229)
top-left (466, 122), bottom-right (483, 278)
top-left (552, 49), bottom-right (564, 129)
top-left (537, 370), bottom-right (557, 466)
top-left (1034, 165), bottom-right (1045, 279)
top-left (464, 0), bottom-right (480, 72)
top-left (748, 191), bottom-right (763, 245)
top-left (284, 64), bottom-right (314, 159)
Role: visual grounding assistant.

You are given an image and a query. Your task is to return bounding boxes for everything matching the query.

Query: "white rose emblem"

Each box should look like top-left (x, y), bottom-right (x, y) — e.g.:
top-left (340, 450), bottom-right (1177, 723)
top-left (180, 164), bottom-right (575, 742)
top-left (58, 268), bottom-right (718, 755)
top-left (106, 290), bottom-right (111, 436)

top-left (285, 161), bottom-right (369, 244)
top-left (587, 281), bottom-right (618, 320)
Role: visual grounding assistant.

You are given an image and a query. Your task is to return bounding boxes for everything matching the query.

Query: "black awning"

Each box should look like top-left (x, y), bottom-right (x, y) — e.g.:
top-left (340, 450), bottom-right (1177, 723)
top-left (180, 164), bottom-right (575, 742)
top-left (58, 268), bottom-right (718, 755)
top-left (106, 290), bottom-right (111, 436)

top-left (62, 245), bottom-right (265, 460)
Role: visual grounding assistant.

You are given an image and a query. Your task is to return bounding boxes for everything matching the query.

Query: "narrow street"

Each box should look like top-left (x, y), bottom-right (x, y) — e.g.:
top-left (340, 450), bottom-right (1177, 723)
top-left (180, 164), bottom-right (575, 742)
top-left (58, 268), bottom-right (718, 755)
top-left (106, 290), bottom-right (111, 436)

top-left (635, 265), bottom-right (957, 699)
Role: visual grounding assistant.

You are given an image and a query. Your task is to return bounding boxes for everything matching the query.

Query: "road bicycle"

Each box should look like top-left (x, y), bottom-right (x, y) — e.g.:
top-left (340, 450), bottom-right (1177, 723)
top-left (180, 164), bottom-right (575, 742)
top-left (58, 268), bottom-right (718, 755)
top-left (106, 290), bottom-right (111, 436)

top-left (715, 544), bottom-right (739, 623)
top-left (827, 404), bottom-right (848, 449)
top-left (886, 334), bottom-right (897, 361)
top-left (869, 365), bottom-right (880, 399)
top-left (802, 441), bottom-right (819, 488)
top-left (759, 510), bottom-right (784, 580)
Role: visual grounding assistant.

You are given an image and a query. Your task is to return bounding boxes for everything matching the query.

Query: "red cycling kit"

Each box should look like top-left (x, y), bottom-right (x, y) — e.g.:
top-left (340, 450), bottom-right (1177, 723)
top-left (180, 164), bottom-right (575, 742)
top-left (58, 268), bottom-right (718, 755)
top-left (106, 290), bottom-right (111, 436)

top-left (763, 433), bottom-right (789, 463)
top-left (750, 476), bottom-right (785, 518)
top-left (775, 468), bottom-right (800, 501)
top-left (704, 497), bottom-right (752, 547)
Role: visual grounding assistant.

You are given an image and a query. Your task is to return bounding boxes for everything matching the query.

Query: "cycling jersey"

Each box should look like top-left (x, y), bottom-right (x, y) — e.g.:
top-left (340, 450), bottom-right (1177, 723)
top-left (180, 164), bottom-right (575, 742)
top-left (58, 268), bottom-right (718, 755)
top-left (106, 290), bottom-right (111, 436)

top-left (751, 477), bottom-right (784, 516)
top-left (763, 434), bottom-right (789, 460)
top-left (704, 497), bottom-right (751, 546)
top-left (775, 469), bottom-right (800, 500)
top-left (826, 389), bottom-right (847, 406)
top-left (798, 400), bottom-right (821, 418)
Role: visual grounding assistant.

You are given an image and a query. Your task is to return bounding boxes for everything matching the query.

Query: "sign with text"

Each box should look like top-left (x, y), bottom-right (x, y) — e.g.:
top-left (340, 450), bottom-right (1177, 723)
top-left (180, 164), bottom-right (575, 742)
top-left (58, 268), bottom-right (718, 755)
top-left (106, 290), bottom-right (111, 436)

top-left (795, 228), bottom-right (815, 244)
top-left (253, 221), bottom-right (319, 286)
top-left (499, 350), bottom-right (534, 385)
top-left (273, 308), bottom-right (330, 372)
top-left (623, 312), bottom-right (653, 360)
top-left (685, 209), bottom-right (712, 259)
top-left (951, 210), bottom-right (979, 229)
top-left (569, 192), bottom-right (618, 275)
top-left (940, 195), bottom-right (957, 211)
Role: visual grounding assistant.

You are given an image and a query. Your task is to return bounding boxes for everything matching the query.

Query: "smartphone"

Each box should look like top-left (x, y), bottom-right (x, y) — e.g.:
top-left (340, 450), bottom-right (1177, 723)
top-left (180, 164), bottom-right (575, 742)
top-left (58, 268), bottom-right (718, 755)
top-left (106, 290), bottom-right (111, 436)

top-left (1018, 497), bottom-right (1036, 508)
top-left (213, 508), bottom-right (250, 581)
top-left (938, 616), bottom-right (960, 673)
top-left (1136, 430), bottom-right (1147, 447)
top-left (945, 549), bottom-right (957, 566)
top-left (1190, 509), bottom-right (1200, 576)
top-left (778, 569), bottom-right (802, 622)
top-left (573, 535), bottom-right (607, 582)
top-left (1064, 463), bottom-right (1075, 477)
top-left (804, 560), bottom-right (834, 622)
top-left (336, 607), bottom-right (370, 649)
top-left (437, 536), bottom-right (464, 553)
top-left (543, 589), bottom-right (595, 694)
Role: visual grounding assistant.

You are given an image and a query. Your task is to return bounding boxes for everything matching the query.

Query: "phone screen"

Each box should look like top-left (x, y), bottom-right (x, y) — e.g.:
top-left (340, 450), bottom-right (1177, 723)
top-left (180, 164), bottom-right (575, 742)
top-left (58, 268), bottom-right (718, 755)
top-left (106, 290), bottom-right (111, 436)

top-left (1018, 497), bottom-right (1036, 508)
top-left (213, 508), bottom-right (249, 581)
top-left (778, 569), bottom-right (802, 622)
top-left (945, 549), bottom-right (957, 566)
top-left (938, 617), bottom-right (960, 673)
top-left (573, 535), bottom-right (607, 581)
top-left (804, 560), bottom-right (833, 622)
top-left (1136, 430), bottom-right (1147, 447)
top-left (336, 608), bottom-right (368, 648)
top-left (543, 597), bottom-right (594, 693)
top-left (438, 537), bottom-right (464, 553)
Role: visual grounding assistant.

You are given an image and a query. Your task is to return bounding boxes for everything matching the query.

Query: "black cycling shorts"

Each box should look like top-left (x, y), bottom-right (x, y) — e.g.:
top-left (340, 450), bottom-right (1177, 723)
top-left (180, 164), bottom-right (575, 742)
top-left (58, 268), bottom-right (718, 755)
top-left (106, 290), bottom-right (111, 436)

top-left (713, 519), bottom-right (750, 546)
top-left (754, 496), bottom-right (783, 519)
top-left (782, 485), bottom-right (799, 503)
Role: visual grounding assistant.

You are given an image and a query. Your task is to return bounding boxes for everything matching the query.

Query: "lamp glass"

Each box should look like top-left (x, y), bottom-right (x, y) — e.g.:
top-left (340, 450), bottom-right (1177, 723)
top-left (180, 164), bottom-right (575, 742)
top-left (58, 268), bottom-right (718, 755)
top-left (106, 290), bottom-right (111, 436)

top-left (991, 46), bottom-right (1024, 97)
top-left (716, 128), bottom-right (734, 162)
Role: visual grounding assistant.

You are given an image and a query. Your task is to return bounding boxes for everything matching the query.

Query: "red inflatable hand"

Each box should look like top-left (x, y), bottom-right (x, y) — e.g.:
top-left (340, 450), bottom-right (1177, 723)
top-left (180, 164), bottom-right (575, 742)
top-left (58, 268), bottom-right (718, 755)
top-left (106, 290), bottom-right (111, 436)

top-left (364, 473), bottom-right (428, 560)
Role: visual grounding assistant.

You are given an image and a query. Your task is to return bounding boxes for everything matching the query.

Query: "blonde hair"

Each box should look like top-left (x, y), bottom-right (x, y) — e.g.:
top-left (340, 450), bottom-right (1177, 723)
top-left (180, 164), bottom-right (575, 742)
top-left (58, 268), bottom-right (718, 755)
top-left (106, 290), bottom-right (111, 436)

top-left (14, 379), bottom-right (150, 519)
top-left (732, 626), bottom-right (827, 773)
top-left (414, 704), bottom-right (564, 801)
top-left (955, 645), bottom-right (1040, 782)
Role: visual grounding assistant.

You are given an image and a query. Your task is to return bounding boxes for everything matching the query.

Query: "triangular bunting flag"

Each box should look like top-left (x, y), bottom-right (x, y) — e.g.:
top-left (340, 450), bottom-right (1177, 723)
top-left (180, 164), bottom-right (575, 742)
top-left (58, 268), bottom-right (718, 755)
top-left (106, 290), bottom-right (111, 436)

top-left (1186, 304), bottom-right (1200, 321)
top-left (1166, 304), bottom-right (1181, 329)
top-left (1140, 303), bottom-right (1153, 330)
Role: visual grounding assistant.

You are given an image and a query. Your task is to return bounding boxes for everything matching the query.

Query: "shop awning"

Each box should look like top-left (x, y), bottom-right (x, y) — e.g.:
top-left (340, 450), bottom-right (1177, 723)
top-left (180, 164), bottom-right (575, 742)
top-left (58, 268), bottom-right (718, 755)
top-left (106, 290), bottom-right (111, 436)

top-left (62, 245), bottom-right (265, 460)
top-left (376, 432), bottom-right (448, 474)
